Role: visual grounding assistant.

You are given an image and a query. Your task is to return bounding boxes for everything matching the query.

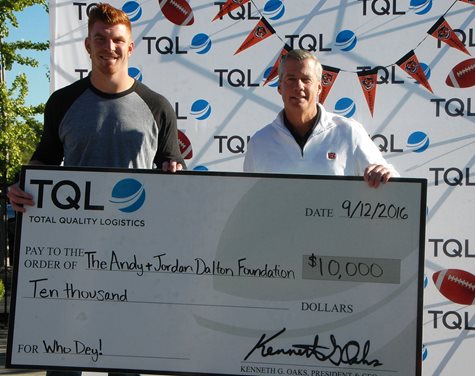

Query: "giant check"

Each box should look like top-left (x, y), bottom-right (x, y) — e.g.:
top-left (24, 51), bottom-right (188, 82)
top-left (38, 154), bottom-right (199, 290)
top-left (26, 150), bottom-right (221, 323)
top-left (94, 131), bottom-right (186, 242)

top-left (7, 166), bottom-right (426, 376)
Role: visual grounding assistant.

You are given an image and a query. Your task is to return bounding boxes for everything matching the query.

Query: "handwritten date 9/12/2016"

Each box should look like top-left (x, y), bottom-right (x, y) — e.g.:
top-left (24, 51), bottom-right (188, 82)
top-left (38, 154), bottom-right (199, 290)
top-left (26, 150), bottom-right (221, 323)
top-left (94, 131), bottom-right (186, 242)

top-left (341, 200), bottom-right (408, 220)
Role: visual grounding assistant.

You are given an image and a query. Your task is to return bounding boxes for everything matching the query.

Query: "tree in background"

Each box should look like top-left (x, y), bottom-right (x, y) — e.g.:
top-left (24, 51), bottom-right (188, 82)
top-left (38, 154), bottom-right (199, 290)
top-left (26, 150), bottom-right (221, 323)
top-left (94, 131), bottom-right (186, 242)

top-left (0, 0), bottom-right (49, 184)
top-left (1, 1), bottom-right (49, 273)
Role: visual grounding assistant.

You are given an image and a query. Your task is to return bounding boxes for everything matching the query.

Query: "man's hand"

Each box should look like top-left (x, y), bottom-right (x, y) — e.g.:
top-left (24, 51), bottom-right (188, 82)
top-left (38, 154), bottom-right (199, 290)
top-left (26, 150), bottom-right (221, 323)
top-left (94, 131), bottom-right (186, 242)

top-left (161, 160), bottom-right (184, 172)
top-left (7, 183), bottom-right (34, 213)
top-left (364, 164), bottom-right (394, 188)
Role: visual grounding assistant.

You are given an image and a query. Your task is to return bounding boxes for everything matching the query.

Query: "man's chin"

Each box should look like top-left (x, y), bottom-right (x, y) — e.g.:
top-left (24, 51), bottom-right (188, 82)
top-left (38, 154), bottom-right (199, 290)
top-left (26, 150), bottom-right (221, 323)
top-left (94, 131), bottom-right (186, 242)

top-left (288, 99), bottom-right (308, 108)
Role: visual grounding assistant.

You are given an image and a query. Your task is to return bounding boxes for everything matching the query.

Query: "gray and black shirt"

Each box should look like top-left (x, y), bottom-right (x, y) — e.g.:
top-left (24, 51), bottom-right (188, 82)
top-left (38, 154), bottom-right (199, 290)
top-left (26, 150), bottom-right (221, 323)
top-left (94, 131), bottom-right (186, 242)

top-left (32, 76), bottom-right (184, 169)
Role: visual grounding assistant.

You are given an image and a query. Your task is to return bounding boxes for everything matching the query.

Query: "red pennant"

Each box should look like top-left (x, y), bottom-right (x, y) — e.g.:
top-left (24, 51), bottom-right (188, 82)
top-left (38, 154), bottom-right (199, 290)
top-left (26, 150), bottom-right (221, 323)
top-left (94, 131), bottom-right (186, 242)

top-left (262, 44), bottom-right (292, 86)
top-left (428, 17), bottom-right (470, 56)
top-left (357, 69), bottom-right (378, 117)
top-left (458, 0), bottom-right (475, 5)
top-left (234, 17), bottom-right (276, 55)
top-left (319, 65), bottom-right (340, 105)
top-left (396, 50), bottom-right (433, 93)
top-left (212, 0), bottom-right (250, 21)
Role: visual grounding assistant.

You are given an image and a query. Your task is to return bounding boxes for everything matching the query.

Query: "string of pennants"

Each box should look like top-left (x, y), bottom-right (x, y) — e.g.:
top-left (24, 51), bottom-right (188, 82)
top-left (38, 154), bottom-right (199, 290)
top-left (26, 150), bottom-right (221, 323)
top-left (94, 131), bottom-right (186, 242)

top-left (212, 0), bottom-right (474, 117)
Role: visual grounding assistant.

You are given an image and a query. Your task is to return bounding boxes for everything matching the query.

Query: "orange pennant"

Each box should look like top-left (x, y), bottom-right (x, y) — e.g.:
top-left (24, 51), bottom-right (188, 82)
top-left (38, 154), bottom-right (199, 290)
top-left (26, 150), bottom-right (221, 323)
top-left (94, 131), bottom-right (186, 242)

top-left (319, 65), bottom-right (340, 105)
top-left (234, 17), bottom-right (276, 55)
top-left (428, 17), bottom-right (470, 55)
top-left (357, 69), bottom-right (378, 117)
top-left (212, 0), bottom-right (250, 21)
top-left (396, 50), bottom-right (433, 93)
top-left (262, 44), bottom-right (292, 86)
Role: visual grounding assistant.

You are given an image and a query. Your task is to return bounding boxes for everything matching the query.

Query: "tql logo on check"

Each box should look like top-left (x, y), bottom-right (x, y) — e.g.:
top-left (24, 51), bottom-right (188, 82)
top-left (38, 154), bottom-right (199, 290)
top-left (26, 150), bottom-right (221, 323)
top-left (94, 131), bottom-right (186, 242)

top-left (110, 178), bottom-right (146, 213)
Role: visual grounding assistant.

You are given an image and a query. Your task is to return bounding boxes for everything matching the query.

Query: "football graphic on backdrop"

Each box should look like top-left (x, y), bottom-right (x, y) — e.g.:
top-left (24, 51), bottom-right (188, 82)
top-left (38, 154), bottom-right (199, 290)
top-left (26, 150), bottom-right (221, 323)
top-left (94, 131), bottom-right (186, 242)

top-left (445, 58), bottom-right (475, 88)
top-left (433, 269), bottom-right (475, 305)
top-left (178, 130), bottom-right (193, 160)
top-left (158, 0), bottom-right (194, 26)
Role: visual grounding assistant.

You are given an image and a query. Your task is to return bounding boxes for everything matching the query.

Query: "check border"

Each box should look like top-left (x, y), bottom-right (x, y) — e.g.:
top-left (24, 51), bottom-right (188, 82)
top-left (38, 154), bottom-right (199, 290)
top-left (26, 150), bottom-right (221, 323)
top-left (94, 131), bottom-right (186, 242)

top-left (7, 166), bottom-right (427, 376)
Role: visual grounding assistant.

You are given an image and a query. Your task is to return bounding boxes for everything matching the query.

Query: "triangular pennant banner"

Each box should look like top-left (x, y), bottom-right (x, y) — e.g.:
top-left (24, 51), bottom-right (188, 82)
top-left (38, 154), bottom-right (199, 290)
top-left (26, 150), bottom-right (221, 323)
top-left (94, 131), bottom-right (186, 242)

top-left (428, 17), bottom-right (470, 55)
top-left (396, 50), bottom-right (433, 93)
top-left (262, 44), bottom-right (292, 86)
top-left (357, 69), bottom-right (378, 117)
top-left (212, 0), bottom-right (250, 21)
top-left (234, 17), bottom-right (276, 55)
top-left (458, 0), bottom-right (475, 5)
top-left (319, 65), bottom-right (340, 105)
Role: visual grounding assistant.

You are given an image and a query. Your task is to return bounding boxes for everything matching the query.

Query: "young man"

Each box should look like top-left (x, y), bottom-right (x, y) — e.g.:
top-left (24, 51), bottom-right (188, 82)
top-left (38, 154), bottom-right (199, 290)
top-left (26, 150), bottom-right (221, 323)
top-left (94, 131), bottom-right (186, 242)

top-left (8, 2), bottom-right (184, 212)
top-left (8, 3), bottom-right (185, 376)
top-left (243, 49), bottom-right (398, 187)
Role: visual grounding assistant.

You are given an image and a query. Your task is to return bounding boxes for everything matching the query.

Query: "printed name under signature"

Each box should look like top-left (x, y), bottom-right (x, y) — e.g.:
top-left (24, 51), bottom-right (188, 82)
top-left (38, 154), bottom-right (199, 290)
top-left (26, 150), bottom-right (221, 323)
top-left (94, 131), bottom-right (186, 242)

top-left (244, 327), bottom-right (383, 367)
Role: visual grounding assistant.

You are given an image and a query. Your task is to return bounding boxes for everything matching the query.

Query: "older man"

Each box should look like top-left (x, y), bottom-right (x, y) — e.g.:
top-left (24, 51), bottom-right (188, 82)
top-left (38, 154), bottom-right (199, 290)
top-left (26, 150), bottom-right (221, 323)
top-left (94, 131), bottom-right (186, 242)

top-left (244, 49), bottom-right (398, 187)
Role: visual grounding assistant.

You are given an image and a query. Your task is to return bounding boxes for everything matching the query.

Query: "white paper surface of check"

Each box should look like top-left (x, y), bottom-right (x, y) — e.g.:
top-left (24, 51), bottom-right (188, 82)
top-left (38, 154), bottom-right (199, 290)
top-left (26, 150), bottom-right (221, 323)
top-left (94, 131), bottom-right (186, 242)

top-left (8, 167), bottom-right (426, 376)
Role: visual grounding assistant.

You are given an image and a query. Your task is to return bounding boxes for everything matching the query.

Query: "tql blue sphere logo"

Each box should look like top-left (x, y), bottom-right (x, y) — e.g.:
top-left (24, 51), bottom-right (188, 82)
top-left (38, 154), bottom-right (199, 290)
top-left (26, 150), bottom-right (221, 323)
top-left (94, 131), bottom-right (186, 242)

top-left (263, 67), bottom-right (279, 87)
top-left (410, 0), bottom-right (432, 15)
top-left (407, 131), bottom-right (430, 153)
top-left (263, 0), bottom-right (285, 20)
top-left (193, 165), bottom-right (209, 171)
top-left (128, 67), bottom-right (142, 82)
top-left (191, 33), bottom-right (212, 54)
top-left (335, 30), bottom-right (357, 52)
top-left (335, 98), bottom-right (356, 118)
top-left (191, 99), bottom-right (212, 120)
top-left (409, 62), bottom-right (430, 84)
top-left (122, 1), bottom-right (142, 22)
top-left (110, 179), bottom-right (146, 213)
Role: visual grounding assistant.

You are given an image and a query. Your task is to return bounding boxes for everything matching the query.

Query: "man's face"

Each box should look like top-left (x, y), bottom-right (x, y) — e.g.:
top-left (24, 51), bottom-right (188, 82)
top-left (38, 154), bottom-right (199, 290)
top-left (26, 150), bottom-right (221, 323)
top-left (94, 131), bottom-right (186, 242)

top-left (278, 58), bottom-right (322, 115)
top-left (85, 21), bottom-right (134, 76)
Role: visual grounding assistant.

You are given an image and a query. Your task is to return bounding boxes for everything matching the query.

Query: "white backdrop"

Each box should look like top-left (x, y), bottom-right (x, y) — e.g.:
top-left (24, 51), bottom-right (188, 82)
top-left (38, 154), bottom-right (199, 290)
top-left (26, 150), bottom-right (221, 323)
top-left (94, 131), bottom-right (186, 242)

top-left (49, 1), bottom-right (474, 374)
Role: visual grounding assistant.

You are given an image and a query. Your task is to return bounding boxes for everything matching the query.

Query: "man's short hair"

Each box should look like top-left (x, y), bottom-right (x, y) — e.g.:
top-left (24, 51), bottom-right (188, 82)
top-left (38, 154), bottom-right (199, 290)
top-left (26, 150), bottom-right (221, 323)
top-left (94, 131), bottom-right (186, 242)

top-left (87, 3), bottom-right (132, 34)
top-left (278, 49), bottom-right (323, 81)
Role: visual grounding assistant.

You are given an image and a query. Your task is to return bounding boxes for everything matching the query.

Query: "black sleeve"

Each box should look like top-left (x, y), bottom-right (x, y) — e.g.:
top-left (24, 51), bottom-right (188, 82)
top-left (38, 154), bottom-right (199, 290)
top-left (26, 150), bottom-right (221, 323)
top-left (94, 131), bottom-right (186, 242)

top-left (136, 83), bottom-right (186, 169)
top-left (31, 78), bottom-right (90, 165)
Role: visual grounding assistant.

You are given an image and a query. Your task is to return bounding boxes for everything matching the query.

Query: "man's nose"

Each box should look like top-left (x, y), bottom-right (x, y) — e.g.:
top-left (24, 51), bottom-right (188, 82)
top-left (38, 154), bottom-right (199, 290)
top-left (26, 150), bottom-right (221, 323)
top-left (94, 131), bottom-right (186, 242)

top-left (106, 39), bottom-right (115, 51)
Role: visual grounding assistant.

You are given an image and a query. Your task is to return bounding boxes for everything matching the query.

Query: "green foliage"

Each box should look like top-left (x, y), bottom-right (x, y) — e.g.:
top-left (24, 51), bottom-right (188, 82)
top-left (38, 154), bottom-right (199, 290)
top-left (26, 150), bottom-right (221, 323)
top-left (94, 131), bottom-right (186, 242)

top-left (0, 74), bottom-right (44, 182)
top-left (2, 39), bottom-right (49, 71)
top-left (0, 0), bottom-right (48, 37)
top-left (0, 279), bottom-right (4, 300)
top-left (0, 0), bottom-right (49, 183)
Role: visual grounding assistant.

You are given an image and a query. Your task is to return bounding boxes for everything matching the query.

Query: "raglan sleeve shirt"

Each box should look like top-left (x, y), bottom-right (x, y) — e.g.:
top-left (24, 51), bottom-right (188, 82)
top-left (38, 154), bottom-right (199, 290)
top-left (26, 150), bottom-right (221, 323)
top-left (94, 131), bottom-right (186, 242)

top-left (31, 77), bottom-right (184, 169)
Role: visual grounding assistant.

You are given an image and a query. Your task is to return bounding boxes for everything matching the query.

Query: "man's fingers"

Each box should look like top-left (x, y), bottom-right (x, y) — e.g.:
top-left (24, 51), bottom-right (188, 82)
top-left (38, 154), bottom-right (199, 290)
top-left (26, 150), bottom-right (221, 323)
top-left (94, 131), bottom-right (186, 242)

top-left (161, 161), bottom-right (183, 173)
top-left (364, 165), bottom-right (393, 188)
top-left (7, 184), bottom-right (34, 213)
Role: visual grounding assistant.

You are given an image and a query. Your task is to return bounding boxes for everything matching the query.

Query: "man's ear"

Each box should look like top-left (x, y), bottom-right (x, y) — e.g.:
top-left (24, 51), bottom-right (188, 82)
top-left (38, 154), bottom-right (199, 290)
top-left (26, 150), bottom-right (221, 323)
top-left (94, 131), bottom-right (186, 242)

top-left (316, 81), bottom-right (322, 96)
top-left (85, 38), bottom-right (91, 54)
top-left (277, 83), bottom-right (282, 95)
top-left (128, 41), bottom-right (135, 56)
